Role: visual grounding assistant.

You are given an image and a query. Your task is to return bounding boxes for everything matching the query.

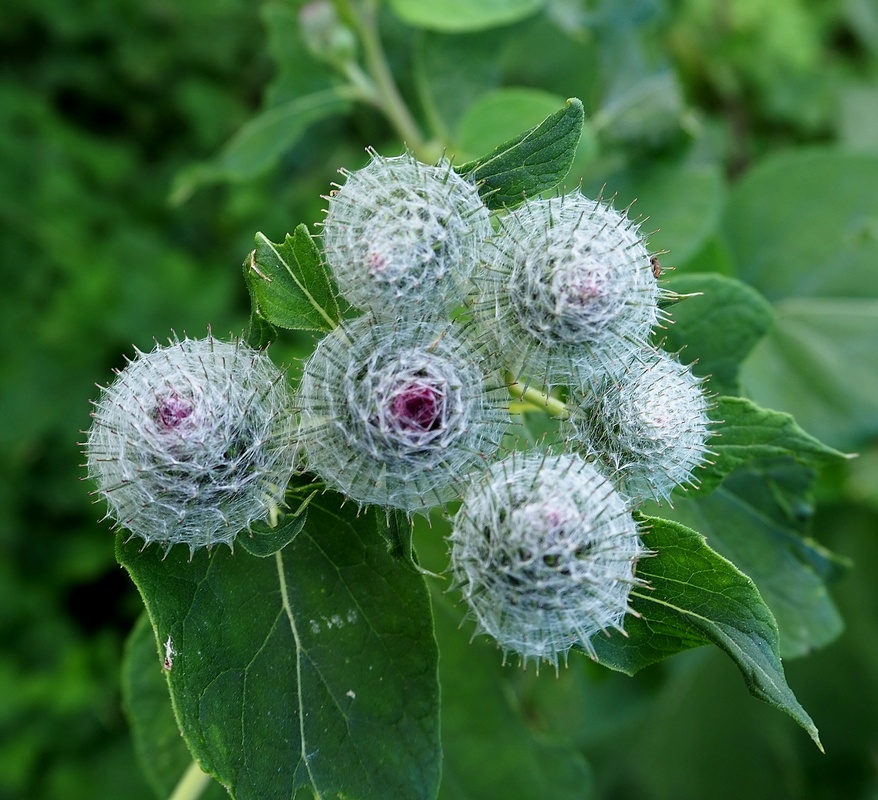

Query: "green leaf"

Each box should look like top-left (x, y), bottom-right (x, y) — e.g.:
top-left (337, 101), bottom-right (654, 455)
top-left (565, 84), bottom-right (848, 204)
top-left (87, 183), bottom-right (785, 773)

top-left (414, 29), bottom-right (505, 142)
top-left (591, 515), bottom-right (822, 749)
top-left (389, 0), bottom-right (543, 33)
top-left (242, 256), bottom-right (279, 349)
top-left (455, 87), bottom-right (594, 166)
top-left (122, 614), bottom-right (225, 800)
top-left (661, 273), bottom-right (773, 395)
top-left (740, 297), bottom-right (878, 450)
top-left (171, 90), bottom-right (351, 203)
top-left (457, 98), bottom-right (584, 208)
top-left (237, 511), bottom-right (307, 558)
top-left (695, 396), bottom-right (849, 494)
top-left (375, 509), bottom-right (419, 567)
top-left (117, 499), bottom-right (441, 800)
top-left (247, 224), bottom-right (340, 333)
top-left (723, 150), bottom-right (878, 301)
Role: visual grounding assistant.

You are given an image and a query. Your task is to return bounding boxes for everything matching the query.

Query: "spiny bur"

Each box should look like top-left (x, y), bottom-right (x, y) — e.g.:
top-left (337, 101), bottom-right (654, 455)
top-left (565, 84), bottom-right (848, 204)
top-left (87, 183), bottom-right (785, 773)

top-left (85, 336), bottom-right (297, 554)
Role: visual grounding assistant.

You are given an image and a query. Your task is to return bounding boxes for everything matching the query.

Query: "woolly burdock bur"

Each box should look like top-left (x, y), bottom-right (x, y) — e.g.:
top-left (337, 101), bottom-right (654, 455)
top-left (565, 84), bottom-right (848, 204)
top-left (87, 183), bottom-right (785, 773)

top-left (450, 453), bottom-right (647, 668)
top-left (321, 150), bottom-right (491, 319)
top-left (475, 192), bottom-right (664, 389)
top-left (85, 336), bottom-right (297, 553)
top-left (567, 349), bottom-right (712, 503)
top-left (296, 316), bottom-right (508, 512)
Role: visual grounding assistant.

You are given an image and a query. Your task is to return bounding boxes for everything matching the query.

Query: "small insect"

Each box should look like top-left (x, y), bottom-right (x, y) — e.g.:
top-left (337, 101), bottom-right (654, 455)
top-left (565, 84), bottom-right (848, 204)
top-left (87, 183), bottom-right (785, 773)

top-left (163, 635), bottom-right (176, 671)
top-left (650, 256), bottom-right (662, 279)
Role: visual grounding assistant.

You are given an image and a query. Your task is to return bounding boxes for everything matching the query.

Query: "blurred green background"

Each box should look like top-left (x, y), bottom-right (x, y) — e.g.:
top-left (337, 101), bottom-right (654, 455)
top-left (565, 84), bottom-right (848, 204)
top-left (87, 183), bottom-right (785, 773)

top-left (2, 0), bottom-right (877, 798)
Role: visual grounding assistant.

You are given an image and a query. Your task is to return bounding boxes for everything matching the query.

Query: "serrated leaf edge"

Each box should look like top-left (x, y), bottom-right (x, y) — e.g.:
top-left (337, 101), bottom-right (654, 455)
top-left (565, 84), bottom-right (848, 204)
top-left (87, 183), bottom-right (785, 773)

top-left (253, 232), bottom-right (339, 331)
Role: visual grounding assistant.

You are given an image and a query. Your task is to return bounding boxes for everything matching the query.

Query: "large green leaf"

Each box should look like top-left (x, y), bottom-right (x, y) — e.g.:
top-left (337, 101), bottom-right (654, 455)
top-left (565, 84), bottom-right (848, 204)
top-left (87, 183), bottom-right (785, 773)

top-left (696, 396), bottom-right (848, 494)
top-left (740, 297), bottom-right (878, 450)
top-left (246, 224), bottom-right (340, 333)
top-left (591, 516), bottom-right (821, 748)
top-left (122, 614), bottom-right (226, 800)
top-left (118, 500), bottom-right (441, 800)
top-left (389, 0), bottom-right (543, 32)
top-left (661, 273), bottom-right (773, 395)
top-left (723, 150), bottom-right (878, 300)
top-left (457, 98), bottom-right (584, 208)
top-left (171, 90), bottom-right (351, 203)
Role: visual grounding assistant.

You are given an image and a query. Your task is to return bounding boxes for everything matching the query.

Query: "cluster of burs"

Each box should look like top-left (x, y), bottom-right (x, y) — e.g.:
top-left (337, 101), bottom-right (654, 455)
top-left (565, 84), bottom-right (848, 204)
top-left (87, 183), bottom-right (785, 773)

top-left (87, 151), bottom-right (712, 668)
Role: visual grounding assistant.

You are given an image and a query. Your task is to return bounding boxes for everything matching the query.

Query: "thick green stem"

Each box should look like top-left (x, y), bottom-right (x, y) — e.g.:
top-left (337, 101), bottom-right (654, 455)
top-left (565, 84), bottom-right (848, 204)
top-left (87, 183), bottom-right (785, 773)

top-left (168, 761), bottom-right (213, 800)
top-left (506, 373), bottom-right (570, 419)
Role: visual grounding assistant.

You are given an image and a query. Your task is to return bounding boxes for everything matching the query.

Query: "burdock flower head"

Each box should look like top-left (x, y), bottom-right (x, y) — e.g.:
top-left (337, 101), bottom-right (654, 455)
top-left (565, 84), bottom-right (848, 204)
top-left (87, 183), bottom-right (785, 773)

top-left (85, 336), bottom-right (296, 554)
top-left (449, 452), bottom-right (647, 668)
top-left (475, 192), bottom-right (664, 390)
top-left (321, 150), bottom-right (492, 320)
top-left (566, 349), bottom-right (712, 503)
top-left (295, 316), bottom-right (508, 512)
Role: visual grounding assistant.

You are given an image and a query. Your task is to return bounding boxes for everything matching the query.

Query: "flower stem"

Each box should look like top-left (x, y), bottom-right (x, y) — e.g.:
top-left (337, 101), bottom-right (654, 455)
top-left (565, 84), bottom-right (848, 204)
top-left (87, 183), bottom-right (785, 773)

top-left (342, 0), bottom-right (433, 160)
top-left (167, 761), bottom-right (214, 800)
top-left (506, 373), bottom-right (570, 419)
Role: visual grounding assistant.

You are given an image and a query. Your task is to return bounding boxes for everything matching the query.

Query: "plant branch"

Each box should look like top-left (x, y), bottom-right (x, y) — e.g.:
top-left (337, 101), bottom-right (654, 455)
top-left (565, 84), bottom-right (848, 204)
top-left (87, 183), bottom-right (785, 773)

top-left (506, 373), bottom-right (570, 419)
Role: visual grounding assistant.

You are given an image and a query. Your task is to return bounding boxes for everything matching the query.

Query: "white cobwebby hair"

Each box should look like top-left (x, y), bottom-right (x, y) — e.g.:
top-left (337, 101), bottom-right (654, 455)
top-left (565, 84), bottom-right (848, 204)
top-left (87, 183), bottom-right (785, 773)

top-left (449, 452), bottom-right (647, 669)
top-left (86, 336), bottom-right (296, 554)
top-left (295, 316), bottom-right (509, 513)
top-left (321, 149), bottom-right (491, 320)
top-left (474, 192), bottom-right (665, 390)
top-left (567, 349), bottom-right (712, 503)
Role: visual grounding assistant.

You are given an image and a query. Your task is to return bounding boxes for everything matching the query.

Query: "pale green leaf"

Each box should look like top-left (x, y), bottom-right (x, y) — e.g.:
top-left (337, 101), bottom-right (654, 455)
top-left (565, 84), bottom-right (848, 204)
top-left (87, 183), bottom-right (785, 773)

top-left (740, 297), bottom-right (878, 450)
top-left (599, 161), bottom-right (725, 265)
top-left (389, 0), bottom-right (543, 33)
top-left (723, 150), bottom-right (878, 300)
top-left (172, 90), bottom-right (351, 202)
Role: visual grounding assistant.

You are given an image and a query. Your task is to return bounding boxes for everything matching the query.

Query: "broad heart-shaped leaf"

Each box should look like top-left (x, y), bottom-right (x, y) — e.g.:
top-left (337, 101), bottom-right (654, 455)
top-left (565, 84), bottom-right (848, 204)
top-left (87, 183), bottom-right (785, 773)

top-left (117, 499), bottom-right (441, 800)
top-left (660, 273), bottom-right (773, 396)
top-left (590, 515), bottom-right (822, 749)
top-left (457, 98), bottom-right (584, 209)
top-left (695, 396), bottom-right (849, 494)
top-left (740, 297), bottom-right (878, 451)
top-left (122, 614), bottom-right (227, 800)
top-left (171, 90), bottom-right (351, 203)
top-left (389, 0), bottom-right (543, 32)
top-left (722, 149), bottom-right (878, 301)
top-left (247, 225), bottom-right (340, 333)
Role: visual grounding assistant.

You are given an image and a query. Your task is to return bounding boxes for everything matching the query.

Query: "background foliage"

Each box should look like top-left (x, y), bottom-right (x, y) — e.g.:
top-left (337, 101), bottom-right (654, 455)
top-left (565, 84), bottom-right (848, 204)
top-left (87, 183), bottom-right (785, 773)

top-left (2, 0), bottom-right (877, 797)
